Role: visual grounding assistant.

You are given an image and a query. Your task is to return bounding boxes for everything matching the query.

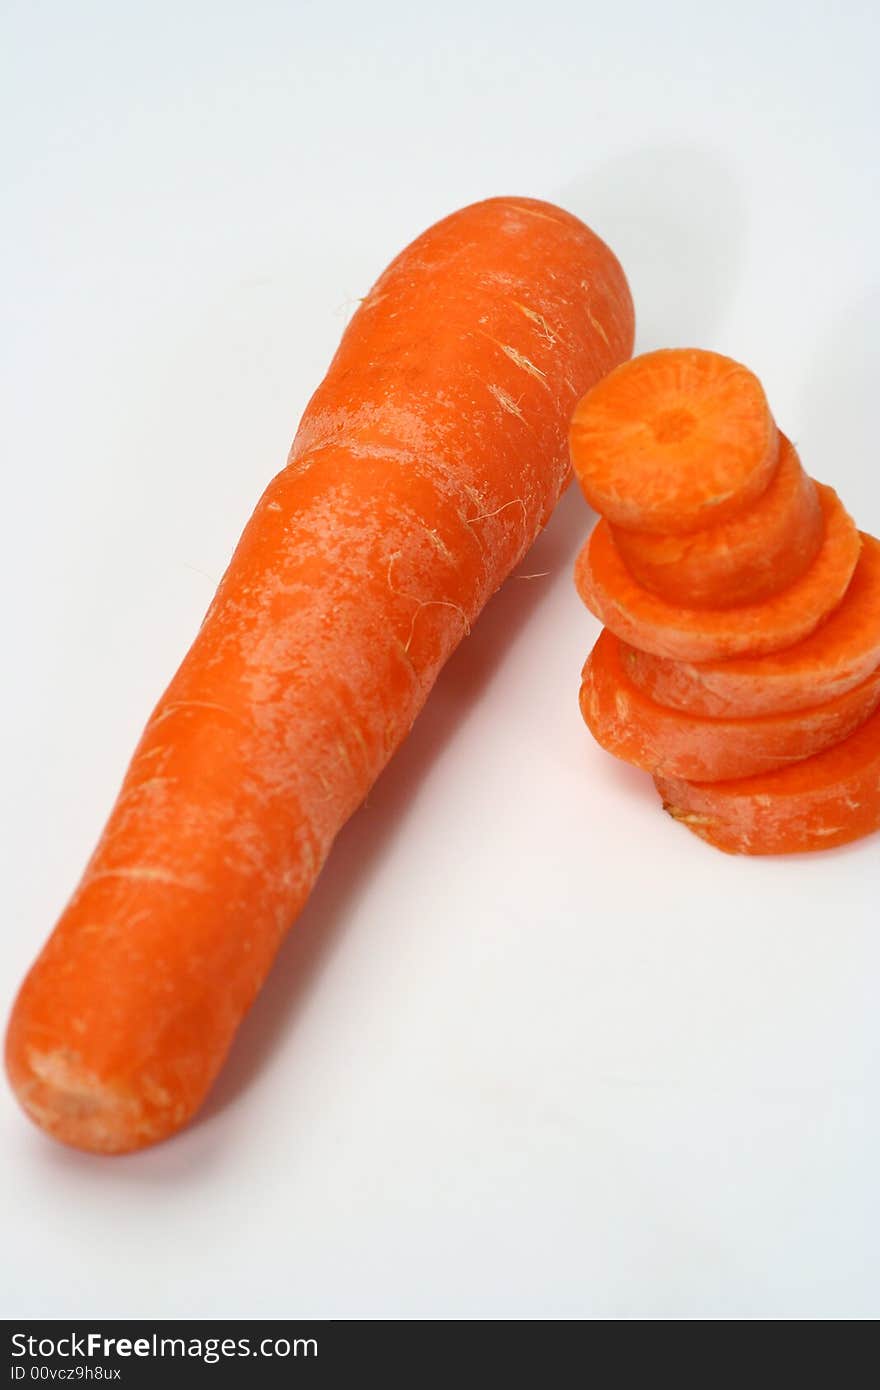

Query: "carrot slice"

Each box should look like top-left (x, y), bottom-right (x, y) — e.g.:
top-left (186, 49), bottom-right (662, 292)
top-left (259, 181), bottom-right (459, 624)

top-left (610, 435), bottom-right (823, 609)
top-left (575, 483), bottom-right (860, 662)
top-left (623, 533), bottom-right (880, 718)
top-left (569, 348), bottom-right (779, 534)
top-left (655, 700), bottom-right (880, 854)
top-left (580, 628), bottom-right (880, 781)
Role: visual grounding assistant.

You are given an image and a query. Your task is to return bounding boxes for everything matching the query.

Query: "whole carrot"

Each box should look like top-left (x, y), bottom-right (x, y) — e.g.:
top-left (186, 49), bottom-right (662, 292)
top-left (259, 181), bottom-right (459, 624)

top-left (7, 197), bottom-right (634, 1153)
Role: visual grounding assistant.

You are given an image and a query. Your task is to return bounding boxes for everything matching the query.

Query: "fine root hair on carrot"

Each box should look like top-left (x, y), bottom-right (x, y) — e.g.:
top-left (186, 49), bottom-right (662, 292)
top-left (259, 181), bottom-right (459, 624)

top-left (480, 335), bottom-right (552, 391)
top-left (512, 301), bottom-right (560, 345)
top-left (385, 551), bottom-right (471, 652)
top-left (486, 385), bottom-right (528, 424)
top-left (464, 497), bottom-right (529, 525)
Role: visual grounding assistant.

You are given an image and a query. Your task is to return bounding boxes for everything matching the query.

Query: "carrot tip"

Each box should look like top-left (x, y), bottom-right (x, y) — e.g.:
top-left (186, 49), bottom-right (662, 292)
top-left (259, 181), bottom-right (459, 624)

top-left (7, 1046), bottom-right (183, 1155)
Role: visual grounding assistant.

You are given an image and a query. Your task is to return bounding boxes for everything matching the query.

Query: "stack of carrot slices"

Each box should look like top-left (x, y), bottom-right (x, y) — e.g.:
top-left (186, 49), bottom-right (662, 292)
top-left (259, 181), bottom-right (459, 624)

top-left (569, 348), bottom-right (880, 855)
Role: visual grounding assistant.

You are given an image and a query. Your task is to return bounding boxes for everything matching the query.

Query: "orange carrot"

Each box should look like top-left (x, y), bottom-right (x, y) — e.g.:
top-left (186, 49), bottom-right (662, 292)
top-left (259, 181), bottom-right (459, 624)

top-left (623, 533), bottom-right (880, 718)
top-left (581, 628), bottom-right (880, 781)
top-left (5, 197), bottom-right (634, 1154)
top-left (569, 348), bottom-right (779, 534)
top-left (575, 483), bottom-right (859, 662)
top-left (656, 699), bottom-right (880, 854)
top-left (610, 434), bottom-right (823, 609)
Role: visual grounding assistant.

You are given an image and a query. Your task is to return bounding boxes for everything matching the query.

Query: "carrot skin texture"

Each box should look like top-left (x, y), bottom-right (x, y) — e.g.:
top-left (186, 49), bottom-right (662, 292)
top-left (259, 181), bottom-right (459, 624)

top-left (6, 197), bottom-right (634, 1153)
top-left (581, 628), bottom-right (880, 781)
top-left (655, 699), bottom-right (880, 854)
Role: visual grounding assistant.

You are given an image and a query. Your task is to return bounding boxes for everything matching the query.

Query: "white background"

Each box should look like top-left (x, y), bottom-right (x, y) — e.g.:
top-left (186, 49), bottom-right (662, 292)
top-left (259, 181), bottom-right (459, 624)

top-left (2, 0), bottom-right (878, 1321)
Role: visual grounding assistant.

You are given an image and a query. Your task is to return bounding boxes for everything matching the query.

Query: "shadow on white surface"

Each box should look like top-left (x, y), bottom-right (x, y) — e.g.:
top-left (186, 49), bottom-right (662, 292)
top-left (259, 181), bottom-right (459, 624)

top-left (562, 144), bottom-right (747, 351)
top-left (794, 284), bottom-right (879, 519)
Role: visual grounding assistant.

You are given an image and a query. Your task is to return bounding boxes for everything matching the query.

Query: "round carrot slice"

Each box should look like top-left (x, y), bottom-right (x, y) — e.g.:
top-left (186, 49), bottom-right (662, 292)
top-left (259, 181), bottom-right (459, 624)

top-left (610, 436), bottom-right (823, 609)
top-left (569, 348), bottom-right (779, 534)
top-left (575, 483), bottom-right (860, 662)
top-left (623, 533), bottom-right (880, 718)
top-left (655, 699), bottom-right (880, 855)
top-left (580, 628), bottom-right (880, 782)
